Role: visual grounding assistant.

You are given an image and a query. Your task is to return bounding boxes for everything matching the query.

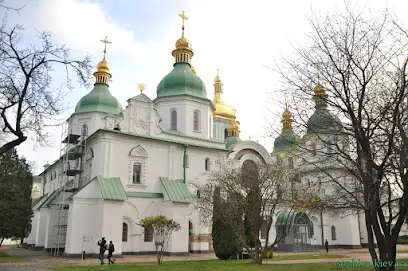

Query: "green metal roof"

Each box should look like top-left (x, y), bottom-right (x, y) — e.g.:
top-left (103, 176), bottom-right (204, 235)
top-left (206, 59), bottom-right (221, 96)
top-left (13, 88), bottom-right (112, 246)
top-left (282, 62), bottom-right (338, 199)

top-left (68, 176), bottom-right (127, 201)
top-left (75, 83), bottom-right (123, 115)
top-left (126, 192), bottom-right (164, 198)
top-left (225, 136), bottom-right (241, 149)
top-left (33, 193), bottom-right (50, 210)
top-left (306, 106), bottom-right (343, 135)
top-left (93, 129), bottom-right (231, 152)
top-left (273, 130), bottom-right (301, 152)
top-left (37, 190), bottom-right (59, 209)
top-left (160, 177), bottom-right (193, 204)
top-left (156, 63), bottom-right (208, 100)
top-left (97, 176), bottom-right (128, 201)
top-left (275, 211), bottom-right (296, 226)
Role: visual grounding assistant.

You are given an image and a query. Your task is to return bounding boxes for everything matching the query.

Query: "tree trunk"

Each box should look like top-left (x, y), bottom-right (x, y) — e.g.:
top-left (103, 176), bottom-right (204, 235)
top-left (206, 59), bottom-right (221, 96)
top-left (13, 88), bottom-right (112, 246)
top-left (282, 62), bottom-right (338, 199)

top-left (0, 237), bottom-right (4, 247)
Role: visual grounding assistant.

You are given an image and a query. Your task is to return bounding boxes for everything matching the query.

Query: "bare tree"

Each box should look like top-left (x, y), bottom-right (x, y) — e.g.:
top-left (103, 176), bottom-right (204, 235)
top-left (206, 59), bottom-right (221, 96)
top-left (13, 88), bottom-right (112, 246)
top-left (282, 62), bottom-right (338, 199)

top-left (194, 159), bottom-right (315, 265)
top-left (0, 24), bottom-right (92, 155)
top-left (274, 3), bottom-right (408, 270)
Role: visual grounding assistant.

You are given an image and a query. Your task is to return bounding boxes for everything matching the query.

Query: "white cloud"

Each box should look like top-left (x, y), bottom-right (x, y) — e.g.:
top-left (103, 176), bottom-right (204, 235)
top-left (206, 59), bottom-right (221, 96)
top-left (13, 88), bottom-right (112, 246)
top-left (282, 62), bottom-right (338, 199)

top-left (12, 0), bottom-right (408, 173)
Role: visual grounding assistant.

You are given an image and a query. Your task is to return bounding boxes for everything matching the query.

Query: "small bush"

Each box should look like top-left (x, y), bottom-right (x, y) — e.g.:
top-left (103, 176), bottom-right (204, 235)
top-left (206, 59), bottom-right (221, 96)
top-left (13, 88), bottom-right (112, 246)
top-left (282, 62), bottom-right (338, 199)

top-left (263, 251), bottom-right (274, 259)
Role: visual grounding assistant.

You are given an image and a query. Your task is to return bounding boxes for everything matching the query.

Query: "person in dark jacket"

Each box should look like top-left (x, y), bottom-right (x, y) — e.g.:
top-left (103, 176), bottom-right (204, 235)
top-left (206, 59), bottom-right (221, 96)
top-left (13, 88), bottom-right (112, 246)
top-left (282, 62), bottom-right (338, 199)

top-left (325, 239), bottom-right (329, 253)
top-left (108, 241), bottom-right (115, 264)
top-left (97, 237), bottom-right (107, 264)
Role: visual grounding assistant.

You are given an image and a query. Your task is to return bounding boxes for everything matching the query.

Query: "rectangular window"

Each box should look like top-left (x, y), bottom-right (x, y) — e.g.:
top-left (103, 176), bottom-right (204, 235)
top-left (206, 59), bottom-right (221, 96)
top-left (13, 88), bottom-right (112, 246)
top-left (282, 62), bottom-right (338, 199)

top-left (184, 155), bottom-right (189, 168)
top-left (133, 163), bottom-right (142, 184)
top-left (144, 226), bottom-right (153, 242)
top-left (171, 110), bottom-right (177, 130)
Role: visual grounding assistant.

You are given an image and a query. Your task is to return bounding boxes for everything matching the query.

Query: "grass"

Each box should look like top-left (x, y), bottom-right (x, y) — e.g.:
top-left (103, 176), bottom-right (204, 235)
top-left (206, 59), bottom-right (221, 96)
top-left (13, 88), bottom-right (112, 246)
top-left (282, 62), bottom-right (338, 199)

top-left (49, 259), bottom-right (408, 271)
top-left (49, 260), bottom-right (350, 271)
top-left (271, 253), bottom-right (346, 261)
top-left (0, 251), bottom-right (24, 263)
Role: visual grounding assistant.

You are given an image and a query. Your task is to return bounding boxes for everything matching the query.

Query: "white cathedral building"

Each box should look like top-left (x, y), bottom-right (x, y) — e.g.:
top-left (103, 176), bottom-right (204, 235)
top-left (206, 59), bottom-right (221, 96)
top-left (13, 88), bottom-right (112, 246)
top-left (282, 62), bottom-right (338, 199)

top-left (24, 14), bottom-right (372, 256)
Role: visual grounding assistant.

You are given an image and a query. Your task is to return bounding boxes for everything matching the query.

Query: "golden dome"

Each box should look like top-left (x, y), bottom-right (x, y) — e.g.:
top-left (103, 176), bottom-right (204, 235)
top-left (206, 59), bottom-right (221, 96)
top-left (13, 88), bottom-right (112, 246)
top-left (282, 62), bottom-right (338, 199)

top-left (96, 57), bottom-right (110, 73)
top-left (176, 36), bottom-right (191, 49)
top-left (214, 101), bottom-right (235, 119)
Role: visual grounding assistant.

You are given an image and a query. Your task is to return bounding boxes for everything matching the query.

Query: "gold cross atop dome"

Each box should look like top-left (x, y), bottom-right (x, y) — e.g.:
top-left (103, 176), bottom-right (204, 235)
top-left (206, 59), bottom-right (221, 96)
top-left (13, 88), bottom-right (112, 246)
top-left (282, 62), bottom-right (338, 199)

top-left (101, 36), bottom-right (111, 55)
top-left (179, 10), bottom-right (189, 34)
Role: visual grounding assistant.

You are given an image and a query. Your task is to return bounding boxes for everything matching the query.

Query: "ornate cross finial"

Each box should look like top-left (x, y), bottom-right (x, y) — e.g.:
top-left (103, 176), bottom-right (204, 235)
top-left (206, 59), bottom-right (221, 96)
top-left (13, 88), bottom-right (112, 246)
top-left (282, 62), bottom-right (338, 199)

top-left (138, 83), bottom-right (146, 93)
top-left (284, 93), bottom-right (288, 110)
top-left (216, 64), bottom-right (220, 75)
top-left (179, 10), bottom-right (189, 35)
top-left (100, 36), bottom-right (111, 55)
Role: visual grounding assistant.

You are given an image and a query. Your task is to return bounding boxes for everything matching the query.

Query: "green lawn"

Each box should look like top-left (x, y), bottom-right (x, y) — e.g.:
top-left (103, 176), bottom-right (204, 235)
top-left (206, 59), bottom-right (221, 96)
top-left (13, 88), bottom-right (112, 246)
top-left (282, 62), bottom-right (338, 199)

top-left (49, 259), bottom-right (408, 271)
top-left (0, 251), bottom-right (24, 263)
top-left (271, 253), bottom-right (346, 261)
top-left (49, 260), bottom-right (346, 271)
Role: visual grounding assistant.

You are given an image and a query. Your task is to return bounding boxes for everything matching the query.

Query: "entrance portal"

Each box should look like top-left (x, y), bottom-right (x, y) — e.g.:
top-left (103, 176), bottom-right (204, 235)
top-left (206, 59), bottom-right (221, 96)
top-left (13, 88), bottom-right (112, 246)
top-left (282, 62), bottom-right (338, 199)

top-left (275, 212), bottom-right (312, 252)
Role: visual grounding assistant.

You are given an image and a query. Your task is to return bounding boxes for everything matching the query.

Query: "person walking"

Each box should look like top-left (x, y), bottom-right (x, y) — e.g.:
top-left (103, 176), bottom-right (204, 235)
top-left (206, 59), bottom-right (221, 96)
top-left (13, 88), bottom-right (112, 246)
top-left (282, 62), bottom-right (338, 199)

top-left (108, 241), bottom-right (115, 264)
top-left (97, 237), bottom-right (107, 264)
top-left (325, 239), bottom-right (329, 253)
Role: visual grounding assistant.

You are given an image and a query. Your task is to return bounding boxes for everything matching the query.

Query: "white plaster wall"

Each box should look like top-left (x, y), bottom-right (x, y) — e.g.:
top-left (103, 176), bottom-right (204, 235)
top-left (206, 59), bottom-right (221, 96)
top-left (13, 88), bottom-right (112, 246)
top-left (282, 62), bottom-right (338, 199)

top-left (26, 212), bottom-right (38, 245)
top-left (35, 210), bottom-right (48, 247)
top-left (101, 201), bottom-right (124, 255)
top-left (65, 199), bottom-right (103, 255)
top-left (213, 118), bottom-right (230, 141)
top-left (90, 133), bottom-right (225, 195)
top-left (154, 97), bottom-right (213, 139)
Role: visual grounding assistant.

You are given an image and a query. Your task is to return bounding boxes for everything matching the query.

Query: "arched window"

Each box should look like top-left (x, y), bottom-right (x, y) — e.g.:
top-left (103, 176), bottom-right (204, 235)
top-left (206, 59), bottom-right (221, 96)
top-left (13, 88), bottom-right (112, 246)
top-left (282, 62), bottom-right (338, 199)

top-left (133, 163), bottom-right (142, 184)
top-left (260, 220), bottom-right (267, 239)
top-left (144, 226), bottom-right (153, 242)
top-left (122, 223), bottom-right (128, 242)
top-left (171, 110), bottom-right (177, 130)
top-left (196, 190), bottom-right (201, 198)
top-left (331, 226), bottom-right (336, 240)
top-left (288, 157), bottom-right (294, 169)
top-left (193, 110), bottom-right (201, 132)
top-left (224, 128), bottom-right (228, 139)
top-left (184, 154), bottom-right (189, 168)
top-left (82, 124), bottom-right (88, 136)
top-left (242, 160), bottom-right (258, 184)
top-left (309, 221), bottom-right (314, 237)
top-left (205, 158), bottom-right (210, 171)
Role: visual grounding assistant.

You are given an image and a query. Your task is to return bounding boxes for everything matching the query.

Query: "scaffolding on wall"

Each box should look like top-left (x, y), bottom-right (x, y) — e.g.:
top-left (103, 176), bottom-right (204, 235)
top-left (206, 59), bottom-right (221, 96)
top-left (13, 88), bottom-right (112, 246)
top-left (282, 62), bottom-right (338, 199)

top-left (50, 119), bottom-right (87, 256)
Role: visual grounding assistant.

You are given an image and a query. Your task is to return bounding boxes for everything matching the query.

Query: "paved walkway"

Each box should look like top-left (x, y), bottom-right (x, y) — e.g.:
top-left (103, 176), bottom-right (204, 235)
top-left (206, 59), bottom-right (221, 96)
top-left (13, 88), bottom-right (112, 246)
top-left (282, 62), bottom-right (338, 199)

top-left (1, 245), bottom-right (408, 269)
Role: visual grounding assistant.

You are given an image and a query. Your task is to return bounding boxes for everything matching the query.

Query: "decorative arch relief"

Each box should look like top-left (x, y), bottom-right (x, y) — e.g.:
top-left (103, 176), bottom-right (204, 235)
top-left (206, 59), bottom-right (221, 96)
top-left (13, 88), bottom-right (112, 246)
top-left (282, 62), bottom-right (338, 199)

top-left (129, 145), bottom-right (148, 157)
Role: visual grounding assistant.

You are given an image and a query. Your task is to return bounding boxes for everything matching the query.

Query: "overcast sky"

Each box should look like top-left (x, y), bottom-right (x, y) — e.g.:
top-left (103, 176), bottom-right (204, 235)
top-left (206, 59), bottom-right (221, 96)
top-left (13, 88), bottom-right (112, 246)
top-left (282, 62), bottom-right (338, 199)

top-left (3, 0), bottom-right (408, 174)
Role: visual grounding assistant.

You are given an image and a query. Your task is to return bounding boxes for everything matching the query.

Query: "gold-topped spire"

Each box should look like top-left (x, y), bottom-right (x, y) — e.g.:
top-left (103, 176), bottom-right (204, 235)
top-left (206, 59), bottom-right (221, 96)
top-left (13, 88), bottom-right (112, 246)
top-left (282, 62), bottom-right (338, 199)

top-left (282, 93), bottom-right (293, 132)
top-left (313, 71), bottom-right (327, 107)
top-left (213, 67), bottom-right (236, 120)
top-left (172, 10), bottom-right (193, 64)
top-left (214, 66), bottom-right (223, 98)
top-left (94, 36), bottom-right (112, 85)
top-left (227, 107), bottom-right (240, 137)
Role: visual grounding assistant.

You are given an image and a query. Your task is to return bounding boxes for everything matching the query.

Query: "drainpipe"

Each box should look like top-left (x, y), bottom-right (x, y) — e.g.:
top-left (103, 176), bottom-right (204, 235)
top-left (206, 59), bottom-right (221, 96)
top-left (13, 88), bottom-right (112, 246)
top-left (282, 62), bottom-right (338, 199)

top-left (320, 210), bottom-right (324, 248)
top-left (183, 144), bottom-right (188, 184)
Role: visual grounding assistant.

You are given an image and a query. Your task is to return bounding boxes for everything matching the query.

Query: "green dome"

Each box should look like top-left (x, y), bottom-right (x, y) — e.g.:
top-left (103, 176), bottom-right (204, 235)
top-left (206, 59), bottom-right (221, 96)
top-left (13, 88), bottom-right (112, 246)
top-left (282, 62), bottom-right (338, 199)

top-left (273, 130), bottom-right (300, 152)
top-left (75, 83), bottom-right (122, 115)
top-left (306, 107), bottom-right (342, 134)
top-left (156, 63), bottom-right (207, 99)
top-left (225, 136), bottom-right (242, 150)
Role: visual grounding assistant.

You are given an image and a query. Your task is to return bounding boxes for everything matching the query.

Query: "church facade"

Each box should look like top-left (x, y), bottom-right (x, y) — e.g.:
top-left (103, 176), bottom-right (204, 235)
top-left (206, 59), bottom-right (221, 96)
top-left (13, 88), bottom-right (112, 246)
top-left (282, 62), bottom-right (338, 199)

top-left (25, 12), bottom-right (370, 256)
